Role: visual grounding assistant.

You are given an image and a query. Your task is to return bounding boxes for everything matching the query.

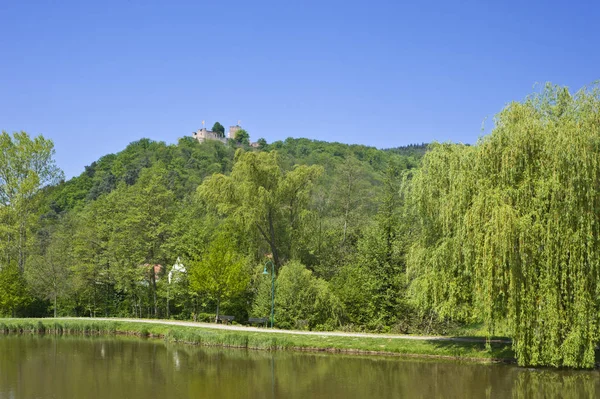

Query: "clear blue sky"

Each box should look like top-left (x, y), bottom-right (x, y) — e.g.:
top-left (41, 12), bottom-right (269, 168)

top-left (1, 0), bottom-right (598, 178)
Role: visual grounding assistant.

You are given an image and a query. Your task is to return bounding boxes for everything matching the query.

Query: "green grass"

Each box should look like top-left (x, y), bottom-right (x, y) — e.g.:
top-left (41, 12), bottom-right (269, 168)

top-left (0, 318), bottom-right (515, 363)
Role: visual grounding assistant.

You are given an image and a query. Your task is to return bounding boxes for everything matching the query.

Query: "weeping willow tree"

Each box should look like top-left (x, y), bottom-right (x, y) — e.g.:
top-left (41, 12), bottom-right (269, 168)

top-left (408, 84), bottom-right (600, 368)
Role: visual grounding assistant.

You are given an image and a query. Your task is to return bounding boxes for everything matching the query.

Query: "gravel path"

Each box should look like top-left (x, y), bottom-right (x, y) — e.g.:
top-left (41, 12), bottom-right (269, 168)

top-left (58, 317), bottom-right (510, 343)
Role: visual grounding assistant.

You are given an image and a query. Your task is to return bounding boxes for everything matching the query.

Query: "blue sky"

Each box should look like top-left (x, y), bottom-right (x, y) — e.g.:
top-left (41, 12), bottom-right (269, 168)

top-left (1, 0), bottom-right (598, 178)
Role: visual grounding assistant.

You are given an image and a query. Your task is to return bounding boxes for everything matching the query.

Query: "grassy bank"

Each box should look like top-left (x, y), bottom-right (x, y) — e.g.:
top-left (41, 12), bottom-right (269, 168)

top-left (0, 318), bottom-right (515, 363)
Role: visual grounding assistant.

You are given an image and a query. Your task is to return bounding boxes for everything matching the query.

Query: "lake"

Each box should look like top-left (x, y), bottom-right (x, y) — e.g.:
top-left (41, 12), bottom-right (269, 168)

top-left (0, 335), bottom-right (598, 398)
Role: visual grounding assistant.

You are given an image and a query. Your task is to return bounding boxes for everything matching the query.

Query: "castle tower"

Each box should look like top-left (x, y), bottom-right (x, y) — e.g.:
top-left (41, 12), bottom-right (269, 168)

top-left (228, 125), bottom-right (241, 139)
top-left (192, 127), bottom-right (209, 141)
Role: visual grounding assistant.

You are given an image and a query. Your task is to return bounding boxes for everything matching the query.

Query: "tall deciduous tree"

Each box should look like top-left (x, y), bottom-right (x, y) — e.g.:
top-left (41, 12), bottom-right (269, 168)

top-left (408, 85), bottom-right (600, 368)
top-left (189, 234), bottom-right (249, 322)
top-left (331, 156), bottom-right (376, 246)
top-left (71, 185), bottom-right (119, 317)
top-left (26, 216), bottom-right (74, 317)
top-left (335, 160), bottom-right (411, 328)
top-left (108, 164), bottom-right (176, 317)
top-left (199, 150), bottom-right (323, 268)
top-left (0, 131), bottom-right (63, 271)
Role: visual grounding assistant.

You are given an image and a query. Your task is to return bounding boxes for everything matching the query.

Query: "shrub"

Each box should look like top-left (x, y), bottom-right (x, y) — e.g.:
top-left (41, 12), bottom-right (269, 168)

top-left (253, 260), bottom-right (342, 330)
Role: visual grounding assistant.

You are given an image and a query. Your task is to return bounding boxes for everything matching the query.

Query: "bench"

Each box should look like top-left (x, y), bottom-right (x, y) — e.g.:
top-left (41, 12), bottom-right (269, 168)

top-left (248, 317), bottom-right (269, 326)
top-left (217, 315), bottom-right (235, 324)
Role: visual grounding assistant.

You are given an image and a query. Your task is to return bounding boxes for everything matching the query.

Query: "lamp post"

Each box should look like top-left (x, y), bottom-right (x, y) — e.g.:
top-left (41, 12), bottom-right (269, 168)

top-left (262, 260), bottom-right (275, 328)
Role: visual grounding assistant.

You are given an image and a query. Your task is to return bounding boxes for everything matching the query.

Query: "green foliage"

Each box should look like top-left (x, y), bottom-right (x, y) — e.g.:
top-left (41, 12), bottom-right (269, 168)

top-left (25, 215), bottom-right (74, 317)
top-left (330, 156), bottom-right (377, 246)
top-left (264, 137), bottom-right (421, 174)
top-left (254, 260), bottom-right (342, 330)
top-left (408, 84), bottom-right (600, 368)
top-left (189, 234), bottom-right (250, 320)
top-left (158, 268), bottom-right (193, 319)
top-left (0, 131), bottom-right (63, 271)
top-left (0, 262), bottom-right (31, 316)
top-left (164, 195), bottom-right (214, 261)
top-left (2, 124), bottom-right (431, 344)
top-left (334, 224), bottom-right (407, 330)
top-left (199, 150), bottom-right (323, 268)
top-left (9, 83), bottom-right (600, 370)
top-left (234, 129), bottom-right (250, 145)
top-left (46, 137), bottom-right (236, 211)
top-left (384, 143), bottom-right (428, 158)
top-left (211, 122), bottom-right (225, 137)
top-left (256, 138), bottom-right (267, 149)
top-left (29, 135), bottom-right (421, 323)
top-left (333, 160), bottom-right (414, 331)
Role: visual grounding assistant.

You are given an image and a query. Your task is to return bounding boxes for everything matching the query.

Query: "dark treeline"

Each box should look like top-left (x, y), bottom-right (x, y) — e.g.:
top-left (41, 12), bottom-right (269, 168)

top-left (383, 143), bottom-right (429, 158)
top-left (2, 84), bottom-right (600, 368)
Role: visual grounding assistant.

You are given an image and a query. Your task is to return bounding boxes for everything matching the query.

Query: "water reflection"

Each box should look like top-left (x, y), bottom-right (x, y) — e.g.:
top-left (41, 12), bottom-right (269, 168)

top-left (0, 335), bottom-right (598, 399)
top-left (172, 349), bottom-right (180, 371)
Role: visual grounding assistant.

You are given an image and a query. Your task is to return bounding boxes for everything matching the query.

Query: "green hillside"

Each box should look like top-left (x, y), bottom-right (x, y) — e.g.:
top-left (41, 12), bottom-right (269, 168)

top-left (3, 133), bottom-right (428, 335)
top-left (6, 84), bottom-right (600, 367)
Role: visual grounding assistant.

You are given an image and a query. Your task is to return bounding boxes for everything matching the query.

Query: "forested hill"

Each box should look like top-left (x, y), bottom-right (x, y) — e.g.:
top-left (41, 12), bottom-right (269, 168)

top-left (6, 85), bottom-right (600, 369)
top-left (46, 137), bottom-right (426, 214)
top-left (0, 134), bottom-right (428, 333)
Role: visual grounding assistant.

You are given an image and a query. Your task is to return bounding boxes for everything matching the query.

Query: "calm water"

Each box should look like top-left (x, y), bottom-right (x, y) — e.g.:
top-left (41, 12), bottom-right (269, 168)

top-left (1, 335), bottom-right (599, 399)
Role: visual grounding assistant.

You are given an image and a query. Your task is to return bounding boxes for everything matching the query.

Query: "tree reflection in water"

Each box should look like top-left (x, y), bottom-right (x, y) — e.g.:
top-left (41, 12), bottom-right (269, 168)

top-left (0, 335), bottom-right (598, 399)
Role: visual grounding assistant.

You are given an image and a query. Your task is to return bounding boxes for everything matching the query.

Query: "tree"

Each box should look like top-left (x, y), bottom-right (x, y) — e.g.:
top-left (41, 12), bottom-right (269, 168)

top-left (331, 156), bottom-right (376, 246)
top-left (70, 189), bottom-right (118, 317)
top-left (189, 234), bottom-right (249, 322)
top-left (408, 84), bottom-right (600, 368)
top-left (107, 164), bottom-right (176, 317)
top-left (0, 261), bottom-right (30, 316)
top-left (211, 122), bottom-right (225, 137)
top-left (199, 150), bottom-right (323, 269)
top-left (333, 161), bottom-right (412, 330)
top-left (253, 260), bottom-right (342, 330)
top-left (0, 131), bottom-right (63, 271)
top-left (234, 129), bottom-right (250, 145)
top-left (69, 163), bottom-right (176, 318)
top-left (26, 217), bottom-right (73, 317)
top-left (256, 138), bottom-right (268, 150)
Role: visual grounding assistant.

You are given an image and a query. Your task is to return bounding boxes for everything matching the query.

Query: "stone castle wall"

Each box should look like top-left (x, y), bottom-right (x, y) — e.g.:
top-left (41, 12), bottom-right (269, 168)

top-left (192, 124), bottom-right (250, 144)
top-left (192, 128), bottom-right (227, 143)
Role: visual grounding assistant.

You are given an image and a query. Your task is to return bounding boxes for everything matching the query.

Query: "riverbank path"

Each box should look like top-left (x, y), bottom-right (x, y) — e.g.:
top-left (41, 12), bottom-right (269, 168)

top-left (58, 317), bottom-right (510, 344)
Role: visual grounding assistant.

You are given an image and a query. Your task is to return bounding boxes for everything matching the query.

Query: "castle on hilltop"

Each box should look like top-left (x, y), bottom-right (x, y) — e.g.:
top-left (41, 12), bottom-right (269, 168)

top-left (192, 122), bottom-right (260, 147)
top-left (192, 123), bottom-right (242, 144)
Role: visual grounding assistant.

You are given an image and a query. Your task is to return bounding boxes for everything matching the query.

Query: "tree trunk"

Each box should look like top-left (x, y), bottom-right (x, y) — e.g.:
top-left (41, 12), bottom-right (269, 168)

top-left (151, 270), bottom-right (158, 317)
top-left (343, 216), bottom-right (348, 244)
top-left (18, 220), bottom-right (25, 273)
top-left (166, 286), bottom-right (170, 319)
top-left (215, 298), bottom-right (221, 323)
top-left (54, 294), bottom-right (57, 318)
top-left (267, 211), bottom-right (280, 269)
top-left (93, 291), bottom-right (97, 318)
top-left (193, 297), bottom-right (198, 322)
top-left (255, 218), bottom-right (280, 269)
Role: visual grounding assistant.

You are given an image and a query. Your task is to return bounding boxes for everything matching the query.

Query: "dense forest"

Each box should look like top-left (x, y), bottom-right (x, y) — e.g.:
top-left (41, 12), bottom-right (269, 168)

top-left (0, 133), bottom-right (425, 330)
top-left (2, 84), bottom-right (600, 368)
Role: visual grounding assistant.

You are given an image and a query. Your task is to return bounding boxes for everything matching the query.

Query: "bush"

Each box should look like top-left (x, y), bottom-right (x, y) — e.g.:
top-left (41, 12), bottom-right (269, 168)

top-left (253, 260), bottom-right (342, 330)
